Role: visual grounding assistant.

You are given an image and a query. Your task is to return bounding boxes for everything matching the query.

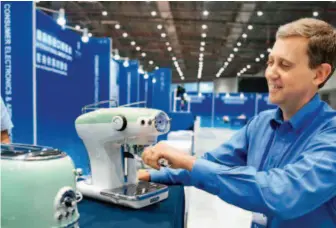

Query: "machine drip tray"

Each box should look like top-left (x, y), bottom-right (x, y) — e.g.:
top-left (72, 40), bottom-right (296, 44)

top-left (100, 181), bottom-right (168, 201)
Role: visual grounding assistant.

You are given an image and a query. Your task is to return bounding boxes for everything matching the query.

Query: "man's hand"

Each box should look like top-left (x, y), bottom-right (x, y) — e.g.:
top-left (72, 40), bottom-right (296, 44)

top-left (137, 169), bottom-right (150, 181)
top-left (141, 142), bottom-right (196, 171)
top-left (1, 130), bottom-right (10, 144)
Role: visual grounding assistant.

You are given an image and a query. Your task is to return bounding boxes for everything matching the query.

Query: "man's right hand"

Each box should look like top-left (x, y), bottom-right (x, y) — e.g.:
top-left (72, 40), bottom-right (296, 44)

top-left (137, 169), bottom-right (150, 181)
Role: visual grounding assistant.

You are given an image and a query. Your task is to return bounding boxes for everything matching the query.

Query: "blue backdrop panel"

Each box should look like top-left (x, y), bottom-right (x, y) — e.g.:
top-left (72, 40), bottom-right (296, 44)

top-left (256, 93), bottom-right (277, 113)
top-left (214, 93), bottom-right (256, 118)
top-left (1, 2), bottom-right (34, 144)
top-left (117, 60), bottom-right (139, 106)
top-left (151, 68), bottom-right (171, 113)
top-left (188, 92), bottom-right (213, 116)
top-left (36, 10), bottom-right (110, 174)
top-left (147, 72), bottom-right (154, 108)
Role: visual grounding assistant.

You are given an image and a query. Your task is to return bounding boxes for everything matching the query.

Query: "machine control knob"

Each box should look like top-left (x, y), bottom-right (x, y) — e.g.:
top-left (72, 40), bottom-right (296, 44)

top-left (111, 116), bottom-right (127, 131)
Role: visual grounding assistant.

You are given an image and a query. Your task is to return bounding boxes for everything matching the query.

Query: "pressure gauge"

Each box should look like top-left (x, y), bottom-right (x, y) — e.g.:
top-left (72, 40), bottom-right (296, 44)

top-left (154, 112), bottom-right (170, 133)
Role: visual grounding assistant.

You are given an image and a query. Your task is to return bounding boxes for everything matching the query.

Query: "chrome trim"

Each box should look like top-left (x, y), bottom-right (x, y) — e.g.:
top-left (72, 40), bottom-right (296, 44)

top-left (81, 99), bottom-right (118, 113)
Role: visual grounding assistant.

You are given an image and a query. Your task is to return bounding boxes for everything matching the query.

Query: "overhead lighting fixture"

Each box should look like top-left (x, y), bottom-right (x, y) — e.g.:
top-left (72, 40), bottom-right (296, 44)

top-left (202, 24), bottom-right (208, 30)
top-left (233, 48), bottom-right (238, 52)
top-left (172, 57), bottom-right (176, 61)
top-left (242, 33), bottom-right (247, 39)
top-left (237, 73), bottom-right (241, 76)
top-left (260, 54), bottom-right (265, 58)
top-left (257, 11), bottom-right (263, 16)
top-left (141, 52), bottom-right (146, 57)
top-left (201, 33), bottom-right (207, 38)
top-left (201, 41), bottom-right (205, 46)
top-left (247, 65), bottom-right (251, 69)
top-left (181, 77), bottom-right (185, 80)
top-left (224, 62), bottom-right (228, 66)
top-left (149, 60), bottom-right (154, 65)
top-left (203, 10), bottom-right (209, 16)
top-left (152, 78), bottom-right (157, 84)
top-left (161, 33), bottom-right (166, 38)
top-left (248, 25), bottom-right (253, 30)
top-left (313, 11), bottom-right (319, 17)
top-left (115, 24), bottom-right (121, 29)
top-left (81, 28), bottom-right (89, 43)
top-left (151, 11), bottom-right (157, 16)
top-left (122, 32), bottom-right (128, 38)
top-left (237, 42), bottom-right (241, 47)
top-left (256, 57), bottom-right (260, 62)
top-left (88, 33), bottom-right (92, 37)
top-left (230, 54), bottom-right (234, 58)
top-left (199, 57), bottom-right (203, 61)
top-left (131, 41), bottom-right (136, 46)
top-left (57, 8), bottom-right (66, 26)
top-left (243, 67), bottom-right (247, 71)
top-left (200, 53), bottom-right (204, 57)
top-left (102, 11), bottom-right (108, 16)
top-left (123, 58), bottom-right (129, 68)
top-left (167, 46), bottom-right (172, 51)
top-left (157, 24), bottom-right (163, 30)
top-left (200, 47), bottom-right (205, 51)
top-left (75, 25), bottom-right (81, 30)
top-left (228, 58), bottom-right (232, 62)
top-left (267, 48), bottom-right (272, 53)
top-left (136, 46), bottom-right (141, 51)
top-left (165, 42), bottom-right (170, 46)
top-left (155, 66), bottom-right (159, 70)
top-left (144, 73), bottom-right (149, 80)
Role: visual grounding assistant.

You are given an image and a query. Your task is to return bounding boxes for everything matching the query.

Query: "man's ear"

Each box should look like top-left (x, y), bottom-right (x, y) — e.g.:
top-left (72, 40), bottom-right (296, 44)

top-left (313, 63), bottom-right (332, 87)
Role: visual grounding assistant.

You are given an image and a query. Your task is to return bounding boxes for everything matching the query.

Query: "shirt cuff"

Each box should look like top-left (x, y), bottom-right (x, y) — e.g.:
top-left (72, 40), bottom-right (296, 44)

top-left (149, 169), bottom-right (168, 183)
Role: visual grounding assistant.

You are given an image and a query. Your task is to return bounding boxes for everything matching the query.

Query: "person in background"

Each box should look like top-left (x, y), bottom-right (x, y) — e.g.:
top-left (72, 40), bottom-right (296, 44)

top-left (1, 97), bottom-right (14, 143)
top-left (139, 18), bottom-right (336, 228)
top-left (176, 85), bottom-right (186, 110)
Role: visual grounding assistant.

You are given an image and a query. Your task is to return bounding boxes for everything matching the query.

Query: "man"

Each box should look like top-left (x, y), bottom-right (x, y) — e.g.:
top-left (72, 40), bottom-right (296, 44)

top-left (1, 97), bottom-right (13, 143)
top-left (139, 18), bottom-right (336, 227)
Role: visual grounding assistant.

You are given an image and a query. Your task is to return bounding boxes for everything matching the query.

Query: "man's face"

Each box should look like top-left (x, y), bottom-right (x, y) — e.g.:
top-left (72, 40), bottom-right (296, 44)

top-left (265, 36), bottom-right (317, 107)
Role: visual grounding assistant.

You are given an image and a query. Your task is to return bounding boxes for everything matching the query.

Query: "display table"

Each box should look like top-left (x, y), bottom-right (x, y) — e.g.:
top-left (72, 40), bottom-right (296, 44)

top-left (78, 185), bottom-right (186, 228)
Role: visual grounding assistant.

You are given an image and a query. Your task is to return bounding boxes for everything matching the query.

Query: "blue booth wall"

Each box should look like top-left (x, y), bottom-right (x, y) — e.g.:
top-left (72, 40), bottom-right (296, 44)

top-left (1, 2), bottom-right (35, 144)
top-left (256, 93), bottom-right (278, 113)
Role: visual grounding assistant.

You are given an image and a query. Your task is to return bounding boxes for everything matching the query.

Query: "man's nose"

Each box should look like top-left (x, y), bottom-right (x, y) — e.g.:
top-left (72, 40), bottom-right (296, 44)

top-left (265, 65), bottom-right (279, 80)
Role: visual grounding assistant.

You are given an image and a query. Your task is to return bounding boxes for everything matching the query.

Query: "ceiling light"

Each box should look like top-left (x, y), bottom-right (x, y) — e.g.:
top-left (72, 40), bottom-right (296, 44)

top-left (243, 67), bottom-right (247, 71)
top-left (248, 25), bottom-right (253, 30)
top-left (200, 47), bottom-right (205, 51)
top-left (131, 41), bottom-right (136, 46)
top-left (260, 54), bottom-right (265, 58)
top-left (203, 10), bottom-right (209, 16)
top-left (228, 58), bottom-right (232, 62)
top-left (200, 53), bottom-right (204, 57)
top-left (247, 65), bottom-right (251, 69)
top-left (242, 33), bottom-right (247, 38)
top-left (115, 24), bottom-right (120, 29)
top-left (267, 48), bottom-right (272, 53)
top-left (136, 46), bottom-right (141, 51)
top-left (152, 78), bottom-right (156, 83)
top-left (155, 66), bottom-right (159, 70)
top-left (149, 60), bottom-right (154, 65)
top-left (157, 24), bottom-right (163, 30)
top-left (233, 47), bottom-right (238, 52)
top-left (88, 33), bottom-right (92, 37)
top-left (257, 11), bottom-right (263, 16)
top-left (202, 24), bottom-right (208, 29)
top-left (75, 25), bottom-right (80, 30)
top-left (144, 73), bottom-right (149, 79)
top-left (102, 11), bottom-right (108, 16)
top-left (181, 77), bottom-right (185, 80)
top-left (256, 58), bottom-right (260, 62)
top-left (230, 54), bottom-right (234, 58)
top-left (237, 73), bottom-right (241, 76)
top-left (313, 11), bottom-right (319, 17)
top-left (201, 41), bottom-right (205, 46)
top-left (141, 52), bottom-right (146, 57)
top-left (57, 8), bottom-right (66, 26)
top-left (122, 32), bottom-right (128, 38)
top-left (166, 42), bottom-right (170, 46)
top-left (172, 57), bottom-right (176, 61)
top-left (167, 46), bottom-right (172, 51)
top-left (151, 11), bottom-right (157, 16)
top-left (237, 42), bottom-right (241, 47)
top-left (161, 33), bottom-right (166, 38)
top-left (224, 62), bottom-right (228, 66)
top-left (201, 33), bottom-right (207, 38)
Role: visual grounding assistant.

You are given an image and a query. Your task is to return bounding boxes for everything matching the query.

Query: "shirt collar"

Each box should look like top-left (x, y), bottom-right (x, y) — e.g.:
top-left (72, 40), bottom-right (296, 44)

top-left (270, 93), bottom-right (322, 130)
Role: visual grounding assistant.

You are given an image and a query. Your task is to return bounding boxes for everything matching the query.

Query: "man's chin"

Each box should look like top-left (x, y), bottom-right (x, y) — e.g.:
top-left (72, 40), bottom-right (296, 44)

top-left (268, 96), bottom-right (282, 106)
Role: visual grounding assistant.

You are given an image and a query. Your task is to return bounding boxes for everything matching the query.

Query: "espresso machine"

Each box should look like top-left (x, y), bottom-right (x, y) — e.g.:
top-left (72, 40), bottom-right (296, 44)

top-left (75, 101), bottom-right (171, 209)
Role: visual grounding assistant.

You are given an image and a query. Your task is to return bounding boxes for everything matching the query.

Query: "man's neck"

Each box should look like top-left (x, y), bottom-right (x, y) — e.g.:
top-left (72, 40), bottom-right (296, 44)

top-left (280, 93), bottom-right (316, 121)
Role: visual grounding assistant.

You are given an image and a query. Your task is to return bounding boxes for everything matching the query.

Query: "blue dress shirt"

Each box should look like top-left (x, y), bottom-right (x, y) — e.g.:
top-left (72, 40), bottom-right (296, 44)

top-left (150, 93), bottom-right (336, 228)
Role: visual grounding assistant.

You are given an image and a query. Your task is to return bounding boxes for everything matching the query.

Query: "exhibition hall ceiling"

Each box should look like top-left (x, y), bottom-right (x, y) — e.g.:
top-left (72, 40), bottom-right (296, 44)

top-left (38, 1), bottom-right (336, 83)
